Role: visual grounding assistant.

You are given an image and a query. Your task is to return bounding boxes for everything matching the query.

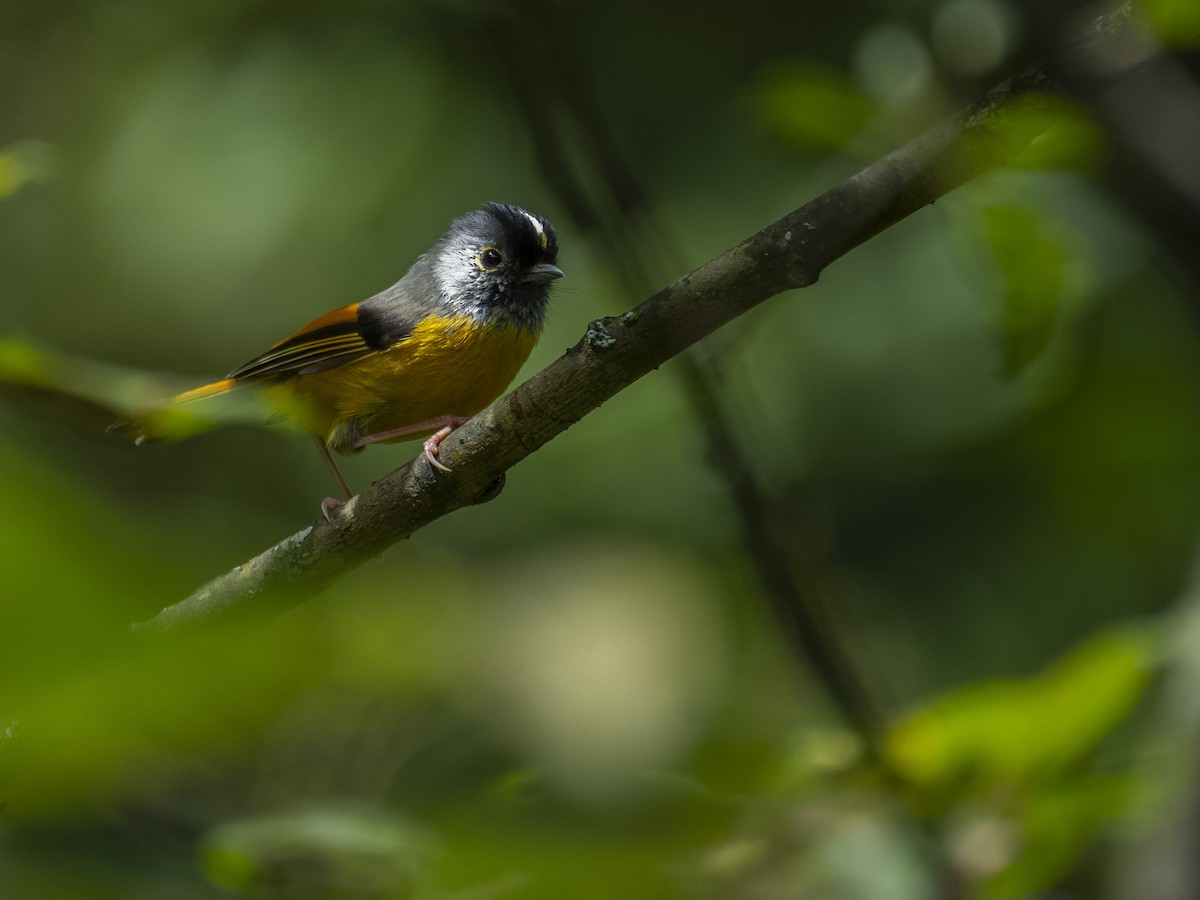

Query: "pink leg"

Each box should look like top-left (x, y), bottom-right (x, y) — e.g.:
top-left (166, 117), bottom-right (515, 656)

top-left (422, 426), bottom-right (456, 473)
top-left (355, 415), bottom-right (469, 473)
top-left (320, 496), bottom-right (344, 522)
top-left (314, 435), bottom-right (352, 521)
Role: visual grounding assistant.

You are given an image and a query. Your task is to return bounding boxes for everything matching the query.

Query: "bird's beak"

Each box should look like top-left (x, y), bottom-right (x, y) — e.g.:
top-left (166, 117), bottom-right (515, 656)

top-left (521, 262), bottom-right (565, 284)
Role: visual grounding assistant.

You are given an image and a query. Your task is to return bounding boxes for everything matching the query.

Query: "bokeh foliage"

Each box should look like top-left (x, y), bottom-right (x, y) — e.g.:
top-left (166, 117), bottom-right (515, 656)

top-left (3, 0), bottom-right (1200, 897)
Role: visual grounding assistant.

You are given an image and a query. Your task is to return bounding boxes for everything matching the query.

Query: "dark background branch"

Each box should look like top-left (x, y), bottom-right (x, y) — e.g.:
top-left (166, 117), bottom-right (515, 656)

top-left (481, 0), bottom-right (888, 748)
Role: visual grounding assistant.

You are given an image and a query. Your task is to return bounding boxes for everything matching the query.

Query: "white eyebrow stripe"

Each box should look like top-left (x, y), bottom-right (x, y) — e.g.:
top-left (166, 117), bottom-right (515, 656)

top-left (522, 210), bottom-right (548, 248)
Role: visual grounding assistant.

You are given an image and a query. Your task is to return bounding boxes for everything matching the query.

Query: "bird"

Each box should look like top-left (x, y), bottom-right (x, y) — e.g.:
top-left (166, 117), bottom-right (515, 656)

top-left (121, 203), bottom-right (563, 516)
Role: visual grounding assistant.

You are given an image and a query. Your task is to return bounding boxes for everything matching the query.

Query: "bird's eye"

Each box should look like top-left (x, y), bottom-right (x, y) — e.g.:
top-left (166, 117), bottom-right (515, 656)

top-left (477, 247), bottom-right (503, 271)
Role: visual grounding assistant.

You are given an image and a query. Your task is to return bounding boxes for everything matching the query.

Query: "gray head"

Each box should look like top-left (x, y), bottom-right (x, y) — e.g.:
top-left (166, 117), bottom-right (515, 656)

top-left (429, 203), bottom-right (563, 331)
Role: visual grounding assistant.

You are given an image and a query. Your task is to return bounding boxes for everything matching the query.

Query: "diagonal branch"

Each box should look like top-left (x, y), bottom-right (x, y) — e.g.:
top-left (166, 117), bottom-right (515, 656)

top-left (141, 14), bottom-right (1136, 630)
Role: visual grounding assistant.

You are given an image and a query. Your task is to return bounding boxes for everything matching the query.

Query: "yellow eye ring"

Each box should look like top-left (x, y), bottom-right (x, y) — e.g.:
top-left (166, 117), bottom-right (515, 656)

top-left (477, 247), bottom-right (503, 271)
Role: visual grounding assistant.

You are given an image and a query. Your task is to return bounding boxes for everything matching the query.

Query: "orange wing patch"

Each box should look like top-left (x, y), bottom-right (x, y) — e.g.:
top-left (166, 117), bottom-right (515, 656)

top-left (228, 303), bottom-right (377, 381)
top-left (279, 303), bottom-right (362, 341)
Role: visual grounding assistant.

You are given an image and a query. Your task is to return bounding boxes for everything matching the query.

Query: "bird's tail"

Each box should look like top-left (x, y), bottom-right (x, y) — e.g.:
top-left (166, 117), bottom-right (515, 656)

top-left (109, 377), bottom-right (242, 444)
top-left (171, 378), bottom-right (238, 405)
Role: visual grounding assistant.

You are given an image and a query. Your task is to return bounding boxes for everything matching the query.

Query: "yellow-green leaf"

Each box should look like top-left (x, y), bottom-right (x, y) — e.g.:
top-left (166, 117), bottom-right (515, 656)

top-left (981, 202), bottom-right (1067, 376)
top-left (755, 61), bottom-right (877, 153)
top-left (886, 625), bottom-right (1159, 791)
top-left (1139, 0), bottom-right (1200, 46)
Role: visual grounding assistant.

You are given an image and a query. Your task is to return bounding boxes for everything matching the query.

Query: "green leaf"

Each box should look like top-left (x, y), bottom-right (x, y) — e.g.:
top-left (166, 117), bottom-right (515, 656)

top-left (985, 773), bottom-right (1132, 897)
top-left (0, 335), bottom-right (308, 439)
top-left (0, 335), bottom-right (179, 417)
top-left (1003, 99), bottom-right (1104, 172)
top-left (885, 624), bottom-right (1159, 791)
top-left (755, 62), bottom-right (877, 153)
top-left (202, 808), bottom-right (425, 896)
top-left (1138, 0), bottom-right (1200, 46)
top-left (980, 202), bottom-right (1067, 376)
top-left (0, 142), bottom-right (56, 199)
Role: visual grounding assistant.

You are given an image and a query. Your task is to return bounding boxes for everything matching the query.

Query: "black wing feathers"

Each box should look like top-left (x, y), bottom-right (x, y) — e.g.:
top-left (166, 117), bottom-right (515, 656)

top-left (228, 319), bottom-right (374, 381)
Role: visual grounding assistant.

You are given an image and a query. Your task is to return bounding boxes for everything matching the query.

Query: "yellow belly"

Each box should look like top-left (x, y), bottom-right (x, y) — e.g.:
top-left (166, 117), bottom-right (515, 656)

top-left (290, 314), bottom-right (538, 452)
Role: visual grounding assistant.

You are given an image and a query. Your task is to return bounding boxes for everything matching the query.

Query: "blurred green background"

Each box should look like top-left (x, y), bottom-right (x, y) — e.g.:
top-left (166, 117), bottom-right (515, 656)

top-left (3, 0), bottom-right (1200, 897)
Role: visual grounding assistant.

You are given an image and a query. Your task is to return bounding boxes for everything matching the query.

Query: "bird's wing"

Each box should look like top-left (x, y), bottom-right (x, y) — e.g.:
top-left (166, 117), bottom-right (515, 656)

top-left (227, 303), bottom-right (405, 381)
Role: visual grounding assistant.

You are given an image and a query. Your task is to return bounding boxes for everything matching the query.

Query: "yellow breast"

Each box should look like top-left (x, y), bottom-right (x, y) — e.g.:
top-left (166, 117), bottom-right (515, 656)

top-left (291, 314), bottom-right (539, 451)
